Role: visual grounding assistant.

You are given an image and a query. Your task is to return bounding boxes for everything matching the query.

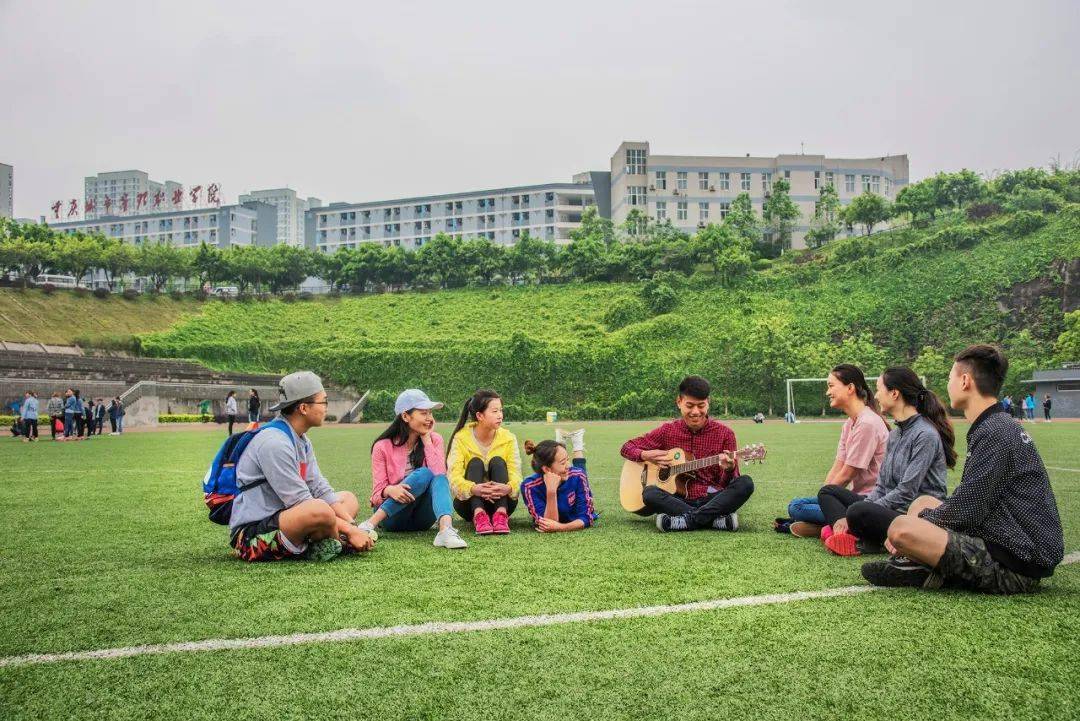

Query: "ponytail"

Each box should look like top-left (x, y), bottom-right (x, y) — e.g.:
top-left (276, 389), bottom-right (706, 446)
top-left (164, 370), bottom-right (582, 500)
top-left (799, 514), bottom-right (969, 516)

top-left (524, 439), bottom-right (563, 474)
top-left (831, 363), bottom-right (888, 429)
top-left (881, 366), bottom-right (957, 469)
top-left (445, 389), bottom-right (501, 458)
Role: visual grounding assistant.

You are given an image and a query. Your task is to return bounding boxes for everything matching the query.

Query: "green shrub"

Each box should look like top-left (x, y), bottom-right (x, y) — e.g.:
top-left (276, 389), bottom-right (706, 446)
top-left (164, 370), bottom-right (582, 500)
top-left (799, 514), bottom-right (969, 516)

top-left (640, 280), bottom-right (679, 315)
top-left (158, 414), bottom-right (213, 423)
top-left (603, 298), bottom-right (649, 330)
top-left (122, 288), bottom-right (139, 300)
top-left (93, 287), bottom-right (110, 299)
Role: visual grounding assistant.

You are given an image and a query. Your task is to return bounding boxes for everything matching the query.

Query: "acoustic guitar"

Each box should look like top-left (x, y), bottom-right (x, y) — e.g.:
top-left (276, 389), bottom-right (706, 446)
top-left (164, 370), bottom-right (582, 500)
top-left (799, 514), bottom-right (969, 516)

top-left (619, 443), bottom-right (767, 513)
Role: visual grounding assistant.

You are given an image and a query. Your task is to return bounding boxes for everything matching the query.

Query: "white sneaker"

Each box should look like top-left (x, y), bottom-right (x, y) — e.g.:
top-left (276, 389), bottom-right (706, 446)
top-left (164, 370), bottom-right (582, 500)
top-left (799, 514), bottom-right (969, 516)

top-left (434, 526), bottom-right (468, 549)
top-left (563, 428), bottom-right (586, 453)
top-left (357, 520), bottom-right (379, 542)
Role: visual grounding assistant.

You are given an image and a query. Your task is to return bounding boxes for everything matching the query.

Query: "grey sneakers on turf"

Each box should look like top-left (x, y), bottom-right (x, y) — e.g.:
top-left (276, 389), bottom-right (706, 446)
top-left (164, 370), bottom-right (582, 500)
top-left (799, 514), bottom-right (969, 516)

top-left (434, 526), bottom-right (468, 549)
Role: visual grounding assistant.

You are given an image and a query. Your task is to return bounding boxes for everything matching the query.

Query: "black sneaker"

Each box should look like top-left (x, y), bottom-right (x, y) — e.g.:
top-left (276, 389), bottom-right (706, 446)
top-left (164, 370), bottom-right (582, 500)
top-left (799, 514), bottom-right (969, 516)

top-left (856, 539), bottom-right (887, 555)
top-left (656, 513), bottom-right (691, 532)
top-left (712, 512), bottom-right (739, 531)
top-left (861, 556), bottom-right (932, 588)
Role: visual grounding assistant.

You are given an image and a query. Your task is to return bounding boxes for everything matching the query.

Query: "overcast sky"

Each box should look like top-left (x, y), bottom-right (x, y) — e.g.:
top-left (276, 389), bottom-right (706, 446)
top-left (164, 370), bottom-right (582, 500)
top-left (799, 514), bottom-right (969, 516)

top-left (2, 0), bottom-right (1078, 218)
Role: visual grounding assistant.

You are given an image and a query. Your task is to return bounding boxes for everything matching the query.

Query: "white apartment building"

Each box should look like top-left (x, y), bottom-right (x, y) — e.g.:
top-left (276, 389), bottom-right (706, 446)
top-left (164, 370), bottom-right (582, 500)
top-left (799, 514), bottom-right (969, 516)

top-left (610, 141), bottom-right (909, 249)
top-left (307, 177), bottom-right (601, 253)
top-left (238, 188), bottom-right (322, 247)
top-left (83, 170), bottom-right (184, 220)
top-left (0, 163), bottom-right (12, 219)
top-left (48, 201), bottom-right (278, 249)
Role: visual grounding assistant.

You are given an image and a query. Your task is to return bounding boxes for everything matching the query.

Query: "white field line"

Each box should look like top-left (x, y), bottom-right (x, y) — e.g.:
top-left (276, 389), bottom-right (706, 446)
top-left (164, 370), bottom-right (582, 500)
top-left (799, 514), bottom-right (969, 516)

top-left (1046, 466), bottom-right (1080, 474)
top-left (3, 551), bottom-right (1078, 670)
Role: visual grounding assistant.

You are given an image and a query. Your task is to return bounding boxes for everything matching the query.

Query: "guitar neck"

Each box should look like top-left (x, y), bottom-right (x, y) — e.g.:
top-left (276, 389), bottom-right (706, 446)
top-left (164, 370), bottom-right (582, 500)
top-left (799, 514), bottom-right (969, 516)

top-left (671, 452), bottom-right (736, 475)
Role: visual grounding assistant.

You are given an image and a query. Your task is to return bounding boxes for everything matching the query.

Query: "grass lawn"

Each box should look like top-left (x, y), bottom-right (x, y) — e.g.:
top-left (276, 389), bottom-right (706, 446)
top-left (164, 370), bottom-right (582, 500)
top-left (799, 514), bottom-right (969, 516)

top-left (0, 419), bottom-right (1077, 720)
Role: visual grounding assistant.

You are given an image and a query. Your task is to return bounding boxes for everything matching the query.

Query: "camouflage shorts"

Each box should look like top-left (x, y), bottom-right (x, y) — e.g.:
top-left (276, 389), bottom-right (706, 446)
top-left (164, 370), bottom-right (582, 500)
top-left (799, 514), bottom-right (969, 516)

top-left (925, 531), bottom-right (1040, 595)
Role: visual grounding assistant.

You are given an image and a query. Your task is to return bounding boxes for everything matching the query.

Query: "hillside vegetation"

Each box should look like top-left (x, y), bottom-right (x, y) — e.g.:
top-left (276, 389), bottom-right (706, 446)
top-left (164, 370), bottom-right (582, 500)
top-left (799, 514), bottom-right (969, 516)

top-left (141, 204), bottom-right (1080, 420)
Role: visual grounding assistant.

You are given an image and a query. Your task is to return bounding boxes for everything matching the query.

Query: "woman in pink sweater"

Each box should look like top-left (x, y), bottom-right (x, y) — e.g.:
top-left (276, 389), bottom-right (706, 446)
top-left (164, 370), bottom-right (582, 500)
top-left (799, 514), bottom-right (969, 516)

top-left (357, 389), bottom-right (468, 549)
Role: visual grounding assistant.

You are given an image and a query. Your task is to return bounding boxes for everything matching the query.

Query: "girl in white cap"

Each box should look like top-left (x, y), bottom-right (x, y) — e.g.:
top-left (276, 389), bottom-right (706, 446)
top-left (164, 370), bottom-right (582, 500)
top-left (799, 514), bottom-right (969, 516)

top-left (358, 389), bottom-right (467, 549)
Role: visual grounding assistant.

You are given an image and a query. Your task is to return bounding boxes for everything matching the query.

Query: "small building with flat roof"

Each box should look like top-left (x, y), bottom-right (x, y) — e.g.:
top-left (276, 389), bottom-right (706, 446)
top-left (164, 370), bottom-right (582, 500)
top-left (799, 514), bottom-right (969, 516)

top-left (1022, 366), bottom-right (1080, 419)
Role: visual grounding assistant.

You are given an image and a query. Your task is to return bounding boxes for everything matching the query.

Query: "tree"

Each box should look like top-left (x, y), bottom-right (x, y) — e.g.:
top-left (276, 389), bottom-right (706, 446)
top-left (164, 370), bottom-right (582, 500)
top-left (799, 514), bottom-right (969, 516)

top-left (937, 169), bottom-right (985, 209)
top-left (98, 239), bottom-right (136, 290)
top-left (192, 242), bottom-right (228, 289)
top-left (894, 180), bottom-right (939, 224)
top-left (843, 192), bottom-right (893, 236)
top-left (805, 184), bottom-right (842, 248)
top-left (761, 178), bottom-right (800, 257)
top-left (1054, 310), bottom-right (1080, 363)
top-left (49, 232), bottom-right (103, 286)
top-left (224, 245), bottom-right (271, 294)
top-left (264, 244), bottom-right (315, 294)
top-left (560, 235), bottom-right (608, 281)
top-left (723, 192), bottom-right (760, 254)
top-left (572, 206), bottom-right (616, 246)
top-left (692, 223), bottom-right (751, 286)
top-left (0, 236), bottom-right (52, 286)
top-left (415, 233), bottom-right (467, 288)
top-left (506, 231), bottom-right (556, 284)
top-left (136, 242), bottom-right (189, 292)
top-left (340, 244), bottom-right (387, 293)
top-left (460, 237), bottom-right (506, 285)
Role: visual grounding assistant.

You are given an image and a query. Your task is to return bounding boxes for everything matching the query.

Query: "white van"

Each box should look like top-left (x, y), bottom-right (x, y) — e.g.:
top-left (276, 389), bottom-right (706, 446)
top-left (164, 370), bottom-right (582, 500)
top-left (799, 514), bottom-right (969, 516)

top-left (37, 274), bottom-right (78, 288)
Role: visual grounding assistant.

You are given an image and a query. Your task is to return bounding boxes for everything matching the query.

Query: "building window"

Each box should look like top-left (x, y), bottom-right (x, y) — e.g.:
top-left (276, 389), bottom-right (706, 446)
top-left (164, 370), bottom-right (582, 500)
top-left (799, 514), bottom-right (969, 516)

top-left (719, 201), bottom-right (731, 219)
top-left (676, 172), bottom-right (687, 191)
top-left (762, 172), bottom-right (772, 192)
top-left (884, 177), bottom-right (892, 196)
top-left (845, 174), bottom-right (855, 193)
top-left (862, 175), bottom-right (872, 192)
top-left (656, 171), bottom-right (667, 190)
top-left (826, 171), bottom-right (835, 188)
top-left (677, 201), bottom-right (688, 221)
top-left (656, 201), bottom-right (667, 220)
top-left (784, 170), bottom-right (791, 181)
top-left (872, 175), bottom-right (881, 194)
top-left (699, 201), bottom-right (709, 220)
top-left (698, 172), bottom-right (709, 190)
top-left (626, 148), bottom-right (647, 175)
top-left (718, 172), bottom-right (730, 191)
top-left (814, 171), bottom-right (821, 189)
top-left (740, 172), bottom-right (751, 191)
top-left (628, 186), bottom-right (646, 206)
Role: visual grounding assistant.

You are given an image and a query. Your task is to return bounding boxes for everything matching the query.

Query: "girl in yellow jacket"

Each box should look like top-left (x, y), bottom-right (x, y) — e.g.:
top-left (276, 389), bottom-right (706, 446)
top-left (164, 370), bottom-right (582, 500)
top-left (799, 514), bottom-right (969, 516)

top-left (446, 389), bottom-right (523, 535)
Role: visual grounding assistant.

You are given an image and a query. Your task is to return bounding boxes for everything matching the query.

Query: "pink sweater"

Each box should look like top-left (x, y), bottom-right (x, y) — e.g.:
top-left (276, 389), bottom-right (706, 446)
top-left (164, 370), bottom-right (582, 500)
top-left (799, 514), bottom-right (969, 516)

top-left (369, 432), bottom-right (447, 508)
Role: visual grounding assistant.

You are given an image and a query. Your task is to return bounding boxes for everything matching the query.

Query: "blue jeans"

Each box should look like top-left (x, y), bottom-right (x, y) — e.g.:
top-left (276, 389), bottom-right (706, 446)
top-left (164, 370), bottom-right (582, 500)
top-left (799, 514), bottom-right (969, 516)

top-left (63, 412), bottom-right (74, 437)
top-left (379, 468), bottom-right (453, 532)
top-left (788, 496), bottom-right (826, 524)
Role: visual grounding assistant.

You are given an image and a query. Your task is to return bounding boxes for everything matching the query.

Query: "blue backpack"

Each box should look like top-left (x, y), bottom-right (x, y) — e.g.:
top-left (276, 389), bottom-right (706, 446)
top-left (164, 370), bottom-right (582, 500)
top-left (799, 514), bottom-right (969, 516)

top-left (202, 418), bottom-right (290, 525)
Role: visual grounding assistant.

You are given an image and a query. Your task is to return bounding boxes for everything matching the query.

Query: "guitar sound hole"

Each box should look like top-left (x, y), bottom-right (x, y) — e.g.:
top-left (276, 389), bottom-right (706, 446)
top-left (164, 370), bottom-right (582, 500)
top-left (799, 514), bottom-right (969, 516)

top-left (658, 468), bottom-right (670, 482)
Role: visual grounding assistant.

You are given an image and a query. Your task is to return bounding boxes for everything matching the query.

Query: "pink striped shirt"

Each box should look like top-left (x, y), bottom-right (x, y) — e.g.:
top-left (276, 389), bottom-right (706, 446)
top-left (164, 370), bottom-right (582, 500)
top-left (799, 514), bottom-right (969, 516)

top-left (369, 432), bottom-right (446, 508)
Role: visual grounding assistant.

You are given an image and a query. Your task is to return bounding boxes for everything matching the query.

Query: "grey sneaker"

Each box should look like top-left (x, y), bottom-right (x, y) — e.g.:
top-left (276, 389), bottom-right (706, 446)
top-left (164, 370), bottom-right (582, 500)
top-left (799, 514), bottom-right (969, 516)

top-left (861, 556), bottom-right (932, 588)
top-left (656, 513), bottom-right (690, 532)
top-left (434, 526), bottom-right (468, 549)
top-left (712, 512), bottom-right (739, 531)
top-left (357, 520), bottom-right (379, 542)
top-left (305, 537), bottom-right (343, 562)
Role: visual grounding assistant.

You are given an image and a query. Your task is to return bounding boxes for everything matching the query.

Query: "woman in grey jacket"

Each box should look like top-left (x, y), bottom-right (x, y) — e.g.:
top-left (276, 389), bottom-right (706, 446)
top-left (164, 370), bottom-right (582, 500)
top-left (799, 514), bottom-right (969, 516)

top-left (822, 367), bottom-right (957, 556)
top-left (46, 392), bottom-right (64, 441)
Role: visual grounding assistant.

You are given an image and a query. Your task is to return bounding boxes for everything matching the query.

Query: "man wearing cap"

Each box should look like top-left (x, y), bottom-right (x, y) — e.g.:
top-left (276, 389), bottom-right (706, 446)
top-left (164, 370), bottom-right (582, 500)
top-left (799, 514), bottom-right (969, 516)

top-left (357, 389), bottom-right (467, 549)
top-left (229, 371), bottom-right (375, 562)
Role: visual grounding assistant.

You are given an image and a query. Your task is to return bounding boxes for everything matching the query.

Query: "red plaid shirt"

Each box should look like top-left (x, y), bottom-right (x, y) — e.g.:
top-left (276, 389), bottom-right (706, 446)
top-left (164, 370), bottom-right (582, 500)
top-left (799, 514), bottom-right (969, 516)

top-left (620, 418), bottom-right (739, 501)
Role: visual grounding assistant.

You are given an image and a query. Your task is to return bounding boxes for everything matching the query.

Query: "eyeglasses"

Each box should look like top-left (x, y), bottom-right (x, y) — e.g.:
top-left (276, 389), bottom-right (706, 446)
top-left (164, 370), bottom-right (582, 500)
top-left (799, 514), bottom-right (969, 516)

top-left (303, 401), bottom-right (330, 406)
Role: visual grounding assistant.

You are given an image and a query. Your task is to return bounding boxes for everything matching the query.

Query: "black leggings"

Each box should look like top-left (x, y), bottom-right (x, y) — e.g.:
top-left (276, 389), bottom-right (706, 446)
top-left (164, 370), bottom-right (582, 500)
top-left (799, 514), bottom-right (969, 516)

top-left (23, 418), bottom-right (38, 439)
top-left (846, 500), bottom-right (902, 544)
top-left (227, 415), bottom-right (236, 435)
top-left (453, 456), bottom-right (518, 519)
top-left (817, 485), bottom-right (865, 527)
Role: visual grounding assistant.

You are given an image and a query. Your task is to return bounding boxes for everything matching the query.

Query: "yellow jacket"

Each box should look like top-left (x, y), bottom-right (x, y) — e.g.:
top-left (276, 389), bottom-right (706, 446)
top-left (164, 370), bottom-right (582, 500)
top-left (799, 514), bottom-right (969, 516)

top-left (447, 422), bottom-right (523, 501)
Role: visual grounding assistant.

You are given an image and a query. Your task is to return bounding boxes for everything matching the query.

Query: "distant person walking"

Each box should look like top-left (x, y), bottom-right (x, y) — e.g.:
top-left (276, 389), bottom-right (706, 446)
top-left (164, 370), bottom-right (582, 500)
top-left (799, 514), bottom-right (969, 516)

top-left (225, 391), bottom-right (238, 435)
top-left (73, 390), bottom-right (86, 438)
top-left (46, 392), bottom-right (63, 441)
top-left (20, 391), bottom-right (39, 442)
top-left (248, 389), bottom-right (261, 424)
top-left (84, 398), bottom-right (95, 437)
top-left (1043, 394), bottom-right (1052, 422)
top-left (63, 388), bottom-right (77, 439)
top-left (108, 397), bottom-right (125, 434)
top-left (1001, 395), bottom-right (1013, 416)
top-left (1024, 393), bottom-right (1036, 421)
top-left (94, 398), bottom-right (106, 435)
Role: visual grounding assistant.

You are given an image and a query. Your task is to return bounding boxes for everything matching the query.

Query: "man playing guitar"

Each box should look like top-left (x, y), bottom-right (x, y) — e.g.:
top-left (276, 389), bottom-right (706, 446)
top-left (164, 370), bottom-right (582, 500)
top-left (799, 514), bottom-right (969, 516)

top-left (620, 375), bottom-right (755, 532)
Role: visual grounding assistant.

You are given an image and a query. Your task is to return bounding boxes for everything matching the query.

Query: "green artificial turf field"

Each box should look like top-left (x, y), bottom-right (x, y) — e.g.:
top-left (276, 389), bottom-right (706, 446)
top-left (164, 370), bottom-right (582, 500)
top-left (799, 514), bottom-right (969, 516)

top-left (0, 420), bottom-right (1077, 720)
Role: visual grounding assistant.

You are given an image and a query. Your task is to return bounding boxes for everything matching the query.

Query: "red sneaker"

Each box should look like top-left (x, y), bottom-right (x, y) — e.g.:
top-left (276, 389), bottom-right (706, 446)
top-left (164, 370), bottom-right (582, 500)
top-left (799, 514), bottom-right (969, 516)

top-left (825, 531), bottom-right (861, 557)
top-left (473, 510), bottom-right (494, 535)
top-left (491, 511), bottom-right (510, 535)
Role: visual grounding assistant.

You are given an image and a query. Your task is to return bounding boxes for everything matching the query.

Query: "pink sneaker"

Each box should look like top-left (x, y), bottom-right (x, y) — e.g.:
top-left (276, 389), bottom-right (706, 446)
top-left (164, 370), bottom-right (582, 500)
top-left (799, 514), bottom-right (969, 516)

top-left (491, 511), bottom-right (510, 535)
top-left (473, 510), bottom-right (494, 535)
top-left (820, 525), bottom-right (833, 542)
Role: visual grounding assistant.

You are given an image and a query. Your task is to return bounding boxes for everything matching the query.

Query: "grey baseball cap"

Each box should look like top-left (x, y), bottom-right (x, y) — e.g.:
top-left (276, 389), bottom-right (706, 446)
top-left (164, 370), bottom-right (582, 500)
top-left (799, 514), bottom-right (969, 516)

top-left (394, 389), bottom-right (444, 416)
top-left (269, 371), bottom-right (326, 412)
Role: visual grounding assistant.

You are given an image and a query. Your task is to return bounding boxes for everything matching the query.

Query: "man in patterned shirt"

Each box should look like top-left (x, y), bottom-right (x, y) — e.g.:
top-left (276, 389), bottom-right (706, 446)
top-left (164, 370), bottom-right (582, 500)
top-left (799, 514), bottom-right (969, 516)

top-left (863, 345), bottom-right (1065, 593)
top-left (620, 375), bottom-right (754, 532)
